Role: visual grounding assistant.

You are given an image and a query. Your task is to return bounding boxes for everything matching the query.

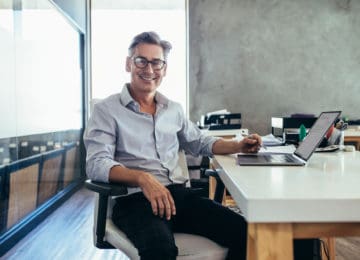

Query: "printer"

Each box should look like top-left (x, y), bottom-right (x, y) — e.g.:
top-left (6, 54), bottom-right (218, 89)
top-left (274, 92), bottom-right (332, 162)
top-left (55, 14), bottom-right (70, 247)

top-left (199, 113), bottom-right (241, 130)
top-left (271, 115), bottom-right (317, 143)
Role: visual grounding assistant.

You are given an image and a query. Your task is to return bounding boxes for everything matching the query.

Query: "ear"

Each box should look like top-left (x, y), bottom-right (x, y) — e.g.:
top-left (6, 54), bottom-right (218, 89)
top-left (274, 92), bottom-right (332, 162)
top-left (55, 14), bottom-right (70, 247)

top-left (125, 57), bottom-right (131, 72)
top-left (162, 63), bottom-right (167, 76)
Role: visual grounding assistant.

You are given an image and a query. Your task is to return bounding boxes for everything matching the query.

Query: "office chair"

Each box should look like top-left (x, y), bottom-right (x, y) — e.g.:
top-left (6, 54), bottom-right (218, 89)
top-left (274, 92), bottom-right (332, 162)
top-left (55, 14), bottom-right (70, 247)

top-left (204, 169), bottom-right (225, 204)
top-left (85, 151), bottom-right (228, 260)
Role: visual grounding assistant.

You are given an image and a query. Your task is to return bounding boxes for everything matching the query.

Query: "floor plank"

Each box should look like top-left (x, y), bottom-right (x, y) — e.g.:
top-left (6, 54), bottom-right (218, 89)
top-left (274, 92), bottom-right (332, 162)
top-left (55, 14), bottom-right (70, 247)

top-left (336, 237), bottom-right (360, 260)
top-left (3, 188), bottom-right (128, 260)
top-left (3, 188), bottom-right (360, 260)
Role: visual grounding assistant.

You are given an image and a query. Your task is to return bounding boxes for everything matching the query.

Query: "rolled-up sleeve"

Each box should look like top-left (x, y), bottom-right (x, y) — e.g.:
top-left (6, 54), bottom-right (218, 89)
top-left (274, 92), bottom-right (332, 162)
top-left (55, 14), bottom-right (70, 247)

top-left (83, 103), bottom-right (122, 183)
top-left (177, 109), bottom-right (220, 157)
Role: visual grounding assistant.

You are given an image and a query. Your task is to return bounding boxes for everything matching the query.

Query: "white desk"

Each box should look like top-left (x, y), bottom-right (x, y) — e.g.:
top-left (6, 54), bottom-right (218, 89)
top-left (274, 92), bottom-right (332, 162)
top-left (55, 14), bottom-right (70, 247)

top-left (212, 152), bottom-right (360, 260)
top-left (201, 128), bottom-right (248, 138)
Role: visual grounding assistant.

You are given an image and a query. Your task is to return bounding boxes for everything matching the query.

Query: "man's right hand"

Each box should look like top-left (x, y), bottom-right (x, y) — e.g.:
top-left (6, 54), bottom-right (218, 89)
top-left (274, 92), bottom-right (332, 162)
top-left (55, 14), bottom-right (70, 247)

top-left (109, 165), bottom-right (176, 220)
top-left (138, 173), bottom-right (176, 220)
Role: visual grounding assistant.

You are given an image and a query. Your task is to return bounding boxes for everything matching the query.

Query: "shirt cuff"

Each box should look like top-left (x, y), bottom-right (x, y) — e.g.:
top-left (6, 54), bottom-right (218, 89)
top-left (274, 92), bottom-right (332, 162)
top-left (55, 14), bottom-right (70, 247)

top-left (205, 136), bottom-right (221, 156)
top-left (87, 159), bottom-right (122, 183)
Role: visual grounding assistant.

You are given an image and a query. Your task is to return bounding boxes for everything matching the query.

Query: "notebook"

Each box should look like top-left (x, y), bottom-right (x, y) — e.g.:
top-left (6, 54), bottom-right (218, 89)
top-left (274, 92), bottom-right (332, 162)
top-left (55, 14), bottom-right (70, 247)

top-left (237, 111), bottom-right (341, 166)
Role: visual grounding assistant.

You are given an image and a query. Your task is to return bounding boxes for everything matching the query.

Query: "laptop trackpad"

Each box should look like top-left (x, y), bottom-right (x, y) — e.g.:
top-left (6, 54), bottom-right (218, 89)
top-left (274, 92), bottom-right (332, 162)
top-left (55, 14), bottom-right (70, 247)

top-left (237, 153), bottom-right (304, 166)
top-left (237, 154), bottom-right (268, 164)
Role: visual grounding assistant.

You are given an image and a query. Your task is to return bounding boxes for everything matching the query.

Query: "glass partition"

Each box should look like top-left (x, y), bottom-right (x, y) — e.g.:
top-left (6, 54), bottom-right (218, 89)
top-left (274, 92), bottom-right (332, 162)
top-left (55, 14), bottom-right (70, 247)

top-left (0, 2), bottom-right (16, 143)
top-left (0, 0), bottom-right (84, 252)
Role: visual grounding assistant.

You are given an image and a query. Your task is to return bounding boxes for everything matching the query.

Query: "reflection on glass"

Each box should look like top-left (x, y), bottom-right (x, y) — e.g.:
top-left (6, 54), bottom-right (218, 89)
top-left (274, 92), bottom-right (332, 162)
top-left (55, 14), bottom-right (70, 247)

top-left (0, 7), bottom-right (16, 141)
top-left (16, 9), bottom-right (82, 135)
top-left (0, 0), bottom-right (83, 238)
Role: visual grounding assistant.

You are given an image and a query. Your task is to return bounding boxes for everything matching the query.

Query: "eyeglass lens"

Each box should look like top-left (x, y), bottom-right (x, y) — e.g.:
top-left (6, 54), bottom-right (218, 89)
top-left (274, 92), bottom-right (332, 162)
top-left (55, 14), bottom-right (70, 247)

top-left (133, 57), bottom-right (165, 70)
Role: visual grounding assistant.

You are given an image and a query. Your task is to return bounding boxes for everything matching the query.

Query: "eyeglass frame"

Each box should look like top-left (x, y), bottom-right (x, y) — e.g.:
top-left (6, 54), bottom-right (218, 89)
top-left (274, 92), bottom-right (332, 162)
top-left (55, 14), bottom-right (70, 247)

top-left (131, 56), bottom-right (167, 70)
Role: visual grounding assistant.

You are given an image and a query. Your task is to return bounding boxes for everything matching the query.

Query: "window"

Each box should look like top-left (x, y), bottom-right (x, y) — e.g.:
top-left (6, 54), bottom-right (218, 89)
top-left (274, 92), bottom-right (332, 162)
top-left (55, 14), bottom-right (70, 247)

top-left (91, 1), bottom-right (187, 112)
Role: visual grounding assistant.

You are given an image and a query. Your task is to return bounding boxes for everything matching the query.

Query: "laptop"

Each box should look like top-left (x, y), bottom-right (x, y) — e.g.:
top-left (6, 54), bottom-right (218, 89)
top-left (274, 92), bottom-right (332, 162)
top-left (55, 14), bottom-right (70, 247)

top-left (237, 111), bottom-right (341, 166)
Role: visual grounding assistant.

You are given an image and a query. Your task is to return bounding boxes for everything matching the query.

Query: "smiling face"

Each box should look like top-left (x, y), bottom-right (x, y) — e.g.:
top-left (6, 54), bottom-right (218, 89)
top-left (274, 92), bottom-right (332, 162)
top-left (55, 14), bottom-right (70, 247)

top-left (126, 43), bottom-right (167, 96)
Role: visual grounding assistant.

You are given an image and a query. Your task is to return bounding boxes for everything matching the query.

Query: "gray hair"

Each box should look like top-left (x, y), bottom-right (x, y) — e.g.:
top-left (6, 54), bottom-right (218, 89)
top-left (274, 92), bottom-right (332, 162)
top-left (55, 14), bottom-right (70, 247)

top-left (128, 31), bottom-right (172, 60)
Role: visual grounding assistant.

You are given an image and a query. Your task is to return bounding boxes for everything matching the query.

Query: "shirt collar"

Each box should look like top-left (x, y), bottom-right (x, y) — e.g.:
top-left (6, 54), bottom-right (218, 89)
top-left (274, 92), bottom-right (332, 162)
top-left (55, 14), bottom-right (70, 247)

top-left (119, 83), bottom-right (169, 110)
top-left (119, 83), bottom-right (134, 107)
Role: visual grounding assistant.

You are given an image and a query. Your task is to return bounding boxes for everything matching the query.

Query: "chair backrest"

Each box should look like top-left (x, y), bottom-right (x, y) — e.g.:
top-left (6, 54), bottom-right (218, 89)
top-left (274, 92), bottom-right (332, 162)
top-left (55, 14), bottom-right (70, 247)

top-left (178, 150), bottom-right (191, 187)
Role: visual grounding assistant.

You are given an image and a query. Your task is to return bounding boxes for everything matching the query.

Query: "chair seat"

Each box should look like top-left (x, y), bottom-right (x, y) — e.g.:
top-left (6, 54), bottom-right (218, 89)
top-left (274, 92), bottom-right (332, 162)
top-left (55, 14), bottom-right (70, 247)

top-left (105, 219), bottom-right (228, 260)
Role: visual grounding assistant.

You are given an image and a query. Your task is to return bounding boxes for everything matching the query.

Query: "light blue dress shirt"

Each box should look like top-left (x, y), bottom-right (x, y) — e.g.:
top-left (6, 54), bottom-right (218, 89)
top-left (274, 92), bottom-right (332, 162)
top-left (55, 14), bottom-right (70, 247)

top-left (83, 84), bottom-right (219, 194)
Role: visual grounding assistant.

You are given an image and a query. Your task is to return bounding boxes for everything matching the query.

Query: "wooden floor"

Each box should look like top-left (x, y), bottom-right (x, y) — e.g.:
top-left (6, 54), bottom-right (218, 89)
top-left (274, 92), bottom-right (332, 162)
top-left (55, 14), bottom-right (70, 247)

top-left (3, 188), bottom-right (360, 260)
top-left (3, 188), bottom-right (128, 260)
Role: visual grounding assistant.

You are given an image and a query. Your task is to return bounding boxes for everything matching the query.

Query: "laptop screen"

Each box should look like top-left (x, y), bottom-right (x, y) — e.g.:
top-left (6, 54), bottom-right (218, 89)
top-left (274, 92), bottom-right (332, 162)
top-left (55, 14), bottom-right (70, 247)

top-left (294, 111), bottom-right (341, 161)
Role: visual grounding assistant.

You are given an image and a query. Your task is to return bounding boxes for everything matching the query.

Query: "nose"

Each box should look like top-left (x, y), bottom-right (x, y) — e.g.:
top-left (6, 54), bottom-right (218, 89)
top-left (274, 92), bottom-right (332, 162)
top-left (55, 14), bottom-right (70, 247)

top-left (143, 62), bottom-right (154, 73)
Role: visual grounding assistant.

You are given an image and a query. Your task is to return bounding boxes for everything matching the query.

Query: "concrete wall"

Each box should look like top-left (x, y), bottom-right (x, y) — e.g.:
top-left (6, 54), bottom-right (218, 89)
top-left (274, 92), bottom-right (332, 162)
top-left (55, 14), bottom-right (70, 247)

top-left (189, 0), bottom-right (360, 134)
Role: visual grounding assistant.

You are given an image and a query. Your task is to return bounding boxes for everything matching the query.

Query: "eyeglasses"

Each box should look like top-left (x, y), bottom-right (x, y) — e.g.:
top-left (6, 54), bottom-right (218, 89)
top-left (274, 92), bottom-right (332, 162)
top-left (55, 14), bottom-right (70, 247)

top-left (132, 56), bottom-right (166, 70)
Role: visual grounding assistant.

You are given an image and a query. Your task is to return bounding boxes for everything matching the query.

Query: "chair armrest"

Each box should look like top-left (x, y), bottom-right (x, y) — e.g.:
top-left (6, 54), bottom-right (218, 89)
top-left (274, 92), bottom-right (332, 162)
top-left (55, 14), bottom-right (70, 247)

top-left (85, 179), bottom-right (128, 196)
top-left (85, 179), bottom-right (128, 249)
top-left (204, 169), bottom-right (225, 204)
top-left (204, 169), bottom-right (220, 179)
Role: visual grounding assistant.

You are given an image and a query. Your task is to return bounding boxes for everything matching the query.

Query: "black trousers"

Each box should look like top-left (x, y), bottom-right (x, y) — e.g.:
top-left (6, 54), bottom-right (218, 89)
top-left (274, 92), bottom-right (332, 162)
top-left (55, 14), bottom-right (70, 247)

top-left (112, 184), bottom-right (247, 260)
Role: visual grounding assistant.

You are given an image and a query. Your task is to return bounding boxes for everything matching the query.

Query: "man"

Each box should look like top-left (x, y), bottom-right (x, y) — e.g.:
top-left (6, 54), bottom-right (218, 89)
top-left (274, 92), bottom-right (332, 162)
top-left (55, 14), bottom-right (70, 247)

top-left (84, 31), bottom-right (262, 260)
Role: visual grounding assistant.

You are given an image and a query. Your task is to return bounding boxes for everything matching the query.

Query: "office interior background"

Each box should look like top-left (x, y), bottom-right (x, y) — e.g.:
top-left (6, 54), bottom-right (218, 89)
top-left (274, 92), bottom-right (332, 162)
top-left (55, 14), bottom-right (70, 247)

top-left (0, 0), bottom-right (360, 258)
